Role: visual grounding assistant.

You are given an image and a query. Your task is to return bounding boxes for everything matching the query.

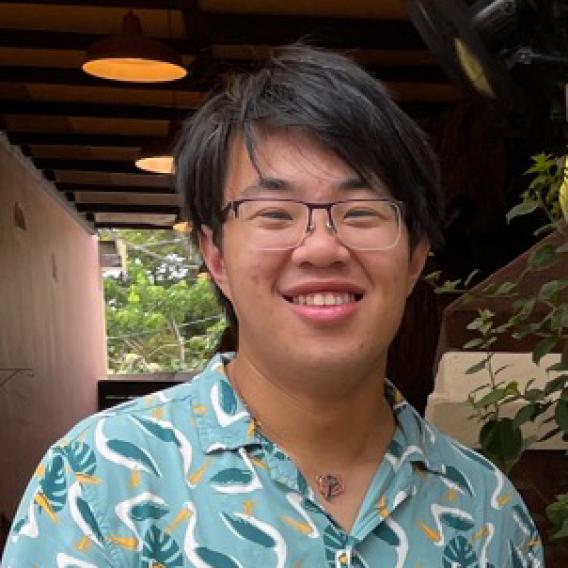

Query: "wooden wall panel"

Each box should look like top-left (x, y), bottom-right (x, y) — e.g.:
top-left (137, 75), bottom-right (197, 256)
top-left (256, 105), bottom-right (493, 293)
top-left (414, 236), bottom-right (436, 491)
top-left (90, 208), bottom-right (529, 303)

top-left (0, 138), bottom-right (106, 523)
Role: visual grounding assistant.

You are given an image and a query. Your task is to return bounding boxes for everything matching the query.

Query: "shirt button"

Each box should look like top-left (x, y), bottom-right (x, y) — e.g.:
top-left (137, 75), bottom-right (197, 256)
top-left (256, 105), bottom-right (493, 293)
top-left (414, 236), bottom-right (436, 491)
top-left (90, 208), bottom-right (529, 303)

top-left (335, 548), bottom-right (352, 567)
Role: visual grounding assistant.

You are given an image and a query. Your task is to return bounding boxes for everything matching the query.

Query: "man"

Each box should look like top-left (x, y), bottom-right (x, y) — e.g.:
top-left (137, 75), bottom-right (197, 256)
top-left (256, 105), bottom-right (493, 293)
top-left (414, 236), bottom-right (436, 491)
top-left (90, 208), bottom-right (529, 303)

top-left (3, 45), bottom-right (543, 567)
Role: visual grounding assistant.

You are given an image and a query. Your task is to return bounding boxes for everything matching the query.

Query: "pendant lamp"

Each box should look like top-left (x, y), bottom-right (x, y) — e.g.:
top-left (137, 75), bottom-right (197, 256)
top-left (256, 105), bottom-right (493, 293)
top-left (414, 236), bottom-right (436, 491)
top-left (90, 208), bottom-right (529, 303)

top-left (82, 10), bottom-right (186, 83)
top-left (135, 121), bottom-right (178, 174)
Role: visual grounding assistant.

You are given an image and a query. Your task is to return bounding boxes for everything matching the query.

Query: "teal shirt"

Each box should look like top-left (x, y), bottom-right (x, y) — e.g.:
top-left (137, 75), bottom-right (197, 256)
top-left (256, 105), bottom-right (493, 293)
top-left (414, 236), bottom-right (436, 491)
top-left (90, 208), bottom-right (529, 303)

top-left (3, 353), bottom-right (544, 567)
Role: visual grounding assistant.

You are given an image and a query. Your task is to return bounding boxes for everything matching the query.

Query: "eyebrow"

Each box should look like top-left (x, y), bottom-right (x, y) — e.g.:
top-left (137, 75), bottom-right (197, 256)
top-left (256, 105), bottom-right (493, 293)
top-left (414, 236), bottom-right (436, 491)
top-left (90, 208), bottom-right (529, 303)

top-left (241, 174), bottom-right (374, 194)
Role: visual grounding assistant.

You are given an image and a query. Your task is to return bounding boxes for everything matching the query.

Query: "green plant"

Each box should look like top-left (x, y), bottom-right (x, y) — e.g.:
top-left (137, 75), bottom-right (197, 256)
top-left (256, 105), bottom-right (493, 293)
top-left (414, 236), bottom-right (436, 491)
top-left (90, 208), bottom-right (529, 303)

top-left (430, 153), bottom-right (568, 539)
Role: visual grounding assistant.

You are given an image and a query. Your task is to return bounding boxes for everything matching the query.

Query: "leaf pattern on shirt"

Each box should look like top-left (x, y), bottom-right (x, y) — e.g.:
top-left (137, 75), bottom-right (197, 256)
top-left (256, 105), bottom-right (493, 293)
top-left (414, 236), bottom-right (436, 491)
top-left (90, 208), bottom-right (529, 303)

top-left (106, 439), bottom-right (162, 477)
top-left (442, 465), bottom-right (475, 497)
top-left (442, 535), bottom-right (479, 568)
top-left (2, 354), bottom-right (545, 568)
top-left (211, 467), bottom-right (253, 485)
top-left (63, 441), bottom-right (97, 477)
top-left (130, 501), bottom-right (169, 522)
top-left (193, 546), bottom-right (242, 568)
top-left (36, 452), bottom-right (67, 520)
top-left (141, 525), bottom-right (183, 567)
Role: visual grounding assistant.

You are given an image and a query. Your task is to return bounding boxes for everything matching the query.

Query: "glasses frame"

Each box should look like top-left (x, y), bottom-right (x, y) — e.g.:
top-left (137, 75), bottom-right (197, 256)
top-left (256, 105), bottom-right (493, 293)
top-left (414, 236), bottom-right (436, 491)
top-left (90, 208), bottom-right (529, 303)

top-left (221, 197), bottom-right (404, 251)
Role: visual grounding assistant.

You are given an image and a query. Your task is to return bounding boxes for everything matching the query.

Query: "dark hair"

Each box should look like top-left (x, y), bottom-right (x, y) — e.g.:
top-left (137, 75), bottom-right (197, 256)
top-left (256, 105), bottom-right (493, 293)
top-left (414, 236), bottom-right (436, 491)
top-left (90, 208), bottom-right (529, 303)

top-left (175, 44), bottom-right (444, 337)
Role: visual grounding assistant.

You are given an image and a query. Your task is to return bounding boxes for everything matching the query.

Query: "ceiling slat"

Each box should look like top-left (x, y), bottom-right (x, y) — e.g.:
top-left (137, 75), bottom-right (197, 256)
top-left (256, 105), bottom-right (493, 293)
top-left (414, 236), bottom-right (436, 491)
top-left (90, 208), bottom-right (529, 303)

top-left (76, 203), bottom-right (179, 214)
top-left (57, 183), bottom-right (176, 194)
top-left (34, 158), bottom-right (159, 174)
top-left (3, 100), bottom-right (192, 120)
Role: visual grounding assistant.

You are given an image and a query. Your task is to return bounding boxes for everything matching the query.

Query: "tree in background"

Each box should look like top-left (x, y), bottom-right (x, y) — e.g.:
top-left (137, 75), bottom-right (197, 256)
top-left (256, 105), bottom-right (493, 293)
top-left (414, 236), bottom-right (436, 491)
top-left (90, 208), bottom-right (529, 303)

top-left (101, 229), bottom-right (225, 373)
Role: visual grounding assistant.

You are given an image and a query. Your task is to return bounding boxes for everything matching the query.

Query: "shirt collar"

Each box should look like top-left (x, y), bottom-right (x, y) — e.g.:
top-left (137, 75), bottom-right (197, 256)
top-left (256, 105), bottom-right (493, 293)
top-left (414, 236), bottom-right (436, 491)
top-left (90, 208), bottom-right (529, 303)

top-left (383, 380), bottom-right (446, 475)
top-left (192, 352), bottom-right (258, 454)
top-left (192, 353), bottom-right (445, 475)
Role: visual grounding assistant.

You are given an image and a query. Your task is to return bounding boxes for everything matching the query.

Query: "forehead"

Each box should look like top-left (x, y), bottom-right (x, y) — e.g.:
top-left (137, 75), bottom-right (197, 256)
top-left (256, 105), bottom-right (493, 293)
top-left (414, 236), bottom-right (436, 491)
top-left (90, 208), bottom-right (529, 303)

top-left (223, 127), bottom-right (385, 200)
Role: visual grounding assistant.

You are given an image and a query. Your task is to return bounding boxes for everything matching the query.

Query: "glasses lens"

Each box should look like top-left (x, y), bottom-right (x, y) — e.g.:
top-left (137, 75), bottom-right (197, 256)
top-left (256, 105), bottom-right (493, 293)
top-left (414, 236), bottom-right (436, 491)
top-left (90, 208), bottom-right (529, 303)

top-left (238, 200), bottom-right (307, 250)
top-left (333, 200), bottom-right (401, 250)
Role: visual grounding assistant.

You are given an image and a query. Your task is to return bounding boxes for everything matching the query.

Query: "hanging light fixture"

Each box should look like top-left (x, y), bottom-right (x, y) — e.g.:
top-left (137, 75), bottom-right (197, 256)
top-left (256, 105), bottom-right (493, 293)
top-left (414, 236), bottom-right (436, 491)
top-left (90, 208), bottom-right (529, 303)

top-left (135, 120), bottom-right (179, 174)
top-left (172, 220), bottom-right (192, 234)
top-left (82, 10), bottom-right (186, 83)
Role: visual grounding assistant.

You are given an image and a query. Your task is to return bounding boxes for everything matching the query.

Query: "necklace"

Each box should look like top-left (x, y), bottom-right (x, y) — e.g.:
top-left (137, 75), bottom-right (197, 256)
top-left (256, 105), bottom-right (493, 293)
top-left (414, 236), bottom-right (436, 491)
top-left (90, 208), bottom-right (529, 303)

top-left (227, 365), bottom-right (346, 501)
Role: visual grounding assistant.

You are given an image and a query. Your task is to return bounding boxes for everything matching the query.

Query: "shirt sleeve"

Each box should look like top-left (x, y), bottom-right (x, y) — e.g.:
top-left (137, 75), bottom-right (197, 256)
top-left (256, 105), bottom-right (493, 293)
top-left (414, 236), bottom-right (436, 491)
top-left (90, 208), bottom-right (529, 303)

top-left (1, 443), bottom-right (116, 568)
top-left (501, 483), bottom-right (546, 568)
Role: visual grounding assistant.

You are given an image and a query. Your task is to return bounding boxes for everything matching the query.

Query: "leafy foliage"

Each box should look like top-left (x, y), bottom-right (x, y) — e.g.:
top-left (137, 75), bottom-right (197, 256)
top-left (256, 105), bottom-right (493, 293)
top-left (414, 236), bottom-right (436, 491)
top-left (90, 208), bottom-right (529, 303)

top-left (101, 229), bottom-right (225, 373)
top-left (431, 154), bottom-right (568, 538)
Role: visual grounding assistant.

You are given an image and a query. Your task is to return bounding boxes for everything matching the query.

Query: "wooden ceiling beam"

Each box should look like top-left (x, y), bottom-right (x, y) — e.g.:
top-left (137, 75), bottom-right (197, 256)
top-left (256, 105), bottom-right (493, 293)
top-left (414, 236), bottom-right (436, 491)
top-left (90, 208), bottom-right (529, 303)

top-left (0, 28), bottom-right (191, 52)
top-left (34, 158), bottom-right (155, 174)
top-left (76, 203), bottom-right (179, 214)
top-left (7, 0), bottom-right (184, 7)
top-left (8, 132), bottom-right (156, 147)
top-left (0, 14), bottom-right (424, 51)
top-left (57, 183), bottom-right (176, 194)
top-left (2, 100), bottom-right (192, 120)
top-left (94, 222), bottom-right (176, 229)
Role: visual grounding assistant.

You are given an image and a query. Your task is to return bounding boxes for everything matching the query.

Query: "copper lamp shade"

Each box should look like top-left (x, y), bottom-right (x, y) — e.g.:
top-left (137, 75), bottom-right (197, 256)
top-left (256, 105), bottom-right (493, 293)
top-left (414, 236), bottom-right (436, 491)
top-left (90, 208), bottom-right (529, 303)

top-left (82, 11), bottom-right (186, 83)
top-left (135, 122), bottom-right (179, 174)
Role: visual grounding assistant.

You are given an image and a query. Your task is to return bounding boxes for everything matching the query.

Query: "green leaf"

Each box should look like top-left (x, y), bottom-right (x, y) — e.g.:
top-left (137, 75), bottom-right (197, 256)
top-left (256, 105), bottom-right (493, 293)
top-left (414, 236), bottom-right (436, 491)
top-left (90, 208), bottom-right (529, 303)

top-left (479, 418), bottom-right (523, 472)
top-left (511, 298), bottom-right (537, 324)
top-left (494, 281), bottom-right (517, 295)
top-left (555, 398), bottom-right (568, 434)
top-left (423, 270), bottom-right (441, 283)
top-left (503, 381), bottom-right (520, 396)
top-left (466, 359), bottom-right (488, 375)
top-left (512, 404), bottom-right (538, 429)
top-left (524, 388), bottom-right (545, 402)
top-left (475, 389), bottom-right (506, 408)
top-left (532, 336), bottom-right (558, 365)
top-left (463, 338), bottom-right (484, 349)
top-left (527, 244), bottom-right (557, 271)
top-left (539, 280), bottom-right (568, 300)
top-left (550, 305), bottom-right (568, 331)
top-left (506, 201), bottom-right (539, 224)
top-left (544, 374), bottom-right (568, 395)
top-left (442, 535), bottom-right (479, 568)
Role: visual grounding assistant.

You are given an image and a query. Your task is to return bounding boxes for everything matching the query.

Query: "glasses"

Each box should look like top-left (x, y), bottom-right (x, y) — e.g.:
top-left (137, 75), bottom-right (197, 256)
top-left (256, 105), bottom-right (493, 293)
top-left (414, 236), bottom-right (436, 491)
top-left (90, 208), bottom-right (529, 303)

top-left (221, 198), bottom-right (403, 251)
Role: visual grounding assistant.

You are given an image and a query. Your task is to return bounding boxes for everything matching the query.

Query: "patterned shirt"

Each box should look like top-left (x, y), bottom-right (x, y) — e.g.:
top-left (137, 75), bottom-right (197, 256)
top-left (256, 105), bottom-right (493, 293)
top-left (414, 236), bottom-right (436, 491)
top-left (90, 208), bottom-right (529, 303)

top-left (3, 353), bottom-right (544, 567)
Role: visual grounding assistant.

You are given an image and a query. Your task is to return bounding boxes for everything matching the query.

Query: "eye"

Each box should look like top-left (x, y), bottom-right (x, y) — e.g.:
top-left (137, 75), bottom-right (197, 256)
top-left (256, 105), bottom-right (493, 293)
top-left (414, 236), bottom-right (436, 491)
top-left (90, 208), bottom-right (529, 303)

top-left (256, 208), bottom-right (294, 220)
top-left (344, 207), bottom-right (381, 219)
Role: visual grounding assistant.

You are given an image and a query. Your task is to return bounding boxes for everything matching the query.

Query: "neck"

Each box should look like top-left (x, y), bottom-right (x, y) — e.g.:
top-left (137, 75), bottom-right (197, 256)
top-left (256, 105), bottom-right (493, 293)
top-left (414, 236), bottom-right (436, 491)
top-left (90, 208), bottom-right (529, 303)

top-left (226, 350), bottom-right (395, 470)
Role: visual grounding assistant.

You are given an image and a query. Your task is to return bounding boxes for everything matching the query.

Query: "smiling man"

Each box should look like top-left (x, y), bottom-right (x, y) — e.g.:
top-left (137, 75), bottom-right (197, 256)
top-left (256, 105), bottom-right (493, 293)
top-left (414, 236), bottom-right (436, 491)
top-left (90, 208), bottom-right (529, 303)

top-left (3, 45), bottom-right (543, 567)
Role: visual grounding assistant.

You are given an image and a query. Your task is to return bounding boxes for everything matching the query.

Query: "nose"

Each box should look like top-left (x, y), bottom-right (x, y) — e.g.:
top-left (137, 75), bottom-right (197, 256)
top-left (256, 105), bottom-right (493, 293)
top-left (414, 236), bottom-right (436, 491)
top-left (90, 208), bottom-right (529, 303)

top-left (292, 209), bottom-right (350, 266)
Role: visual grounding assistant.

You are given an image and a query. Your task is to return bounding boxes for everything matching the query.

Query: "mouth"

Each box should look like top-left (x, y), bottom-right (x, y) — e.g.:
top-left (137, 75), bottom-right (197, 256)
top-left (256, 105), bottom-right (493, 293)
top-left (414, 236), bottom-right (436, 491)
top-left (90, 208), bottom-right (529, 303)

top-left (283, 291), bottom-right (363, 306)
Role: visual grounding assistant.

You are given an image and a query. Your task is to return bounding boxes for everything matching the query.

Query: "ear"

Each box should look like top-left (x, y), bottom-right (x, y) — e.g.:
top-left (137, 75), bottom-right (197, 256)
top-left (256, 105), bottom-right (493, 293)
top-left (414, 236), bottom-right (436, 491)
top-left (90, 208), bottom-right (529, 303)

top-left (406, 238), bottom-right (430, 297)
top-left (198, 226), bottom-right (232, 302)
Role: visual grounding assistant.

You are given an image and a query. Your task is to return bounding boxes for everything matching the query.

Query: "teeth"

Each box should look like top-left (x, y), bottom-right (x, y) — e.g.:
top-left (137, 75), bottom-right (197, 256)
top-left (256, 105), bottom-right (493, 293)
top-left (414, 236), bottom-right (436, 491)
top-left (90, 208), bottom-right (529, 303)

top-left (291, 292), bottom-right (356, 306)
